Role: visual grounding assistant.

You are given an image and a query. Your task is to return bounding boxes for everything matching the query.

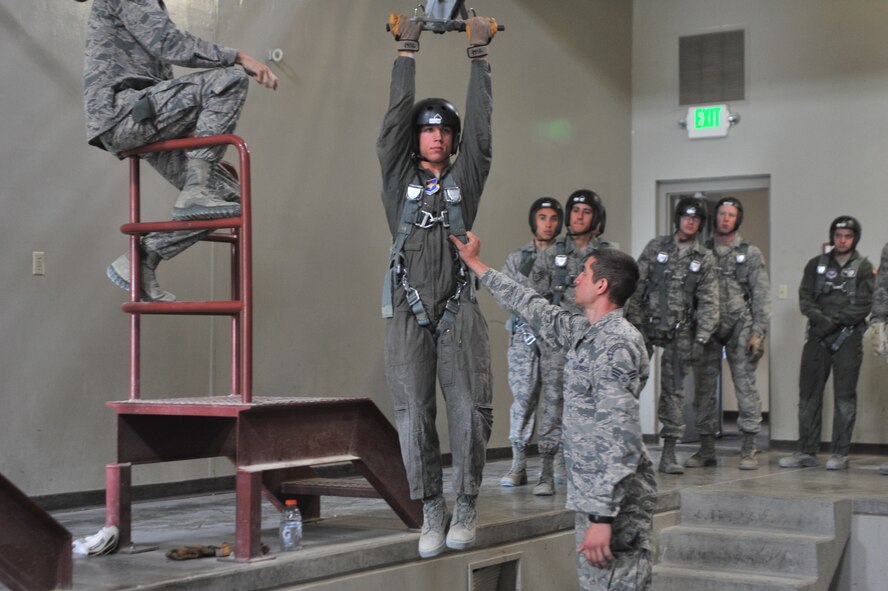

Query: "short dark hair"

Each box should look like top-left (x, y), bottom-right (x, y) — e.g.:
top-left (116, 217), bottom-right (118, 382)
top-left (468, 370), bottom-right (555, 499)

top-left (584, 248), bottom-right (639, 307)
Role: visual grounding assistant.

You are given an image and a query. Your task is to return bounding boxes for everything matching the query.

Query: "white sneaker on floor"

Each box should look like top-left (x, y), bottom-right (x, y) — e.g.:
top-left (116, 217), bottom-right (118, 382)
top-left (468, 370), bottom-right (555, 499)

top-left (72, 525), bottom-right (119, 557)
top-left (825, 454), bottom-right (849, 470)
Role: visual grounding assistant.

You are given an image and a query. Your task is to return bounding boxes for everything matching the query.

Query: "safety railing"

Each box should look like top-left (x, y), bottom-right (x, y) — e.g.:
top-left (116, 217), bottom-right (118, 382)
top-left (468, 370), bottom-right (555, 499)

top-left (118, 134), bottom-right (253, 402)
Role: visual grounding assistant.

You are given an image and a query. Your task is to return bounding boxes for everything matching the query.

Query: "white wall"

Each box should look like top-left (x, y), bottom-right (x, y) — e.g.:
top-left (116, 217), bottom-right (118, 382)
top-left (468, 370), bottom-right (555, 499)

top-left (0, 0), bottom-right (632, 496)
top-left (632, 0), bottom-right (888, 444)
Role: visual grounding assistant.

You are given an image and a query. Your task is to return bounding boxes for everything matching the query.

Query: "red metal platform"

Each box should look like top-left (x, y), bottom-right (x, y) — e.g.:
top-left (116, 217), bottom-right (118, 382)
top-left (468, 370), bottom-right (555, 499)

top-left (105, 136), bottom-right (419, 562)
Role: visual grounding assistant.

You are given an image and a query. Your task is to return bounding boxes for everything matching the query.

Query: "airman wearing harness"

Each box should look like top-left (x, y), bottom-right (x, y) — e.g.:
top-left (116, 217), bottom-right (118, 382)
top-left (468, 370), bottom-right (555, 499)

top-left (625, 196), bottom-right (719, 475)
top-left (689, 197), bottom-right (770, 470)
top-left (499, 198), bottom-right (563, 488)
top-left (378, 13), bottom-right (496, 558)
top-left (779, 216), bottom-right (873, 471)
top-left (528, 189), bottom-right (607, 495)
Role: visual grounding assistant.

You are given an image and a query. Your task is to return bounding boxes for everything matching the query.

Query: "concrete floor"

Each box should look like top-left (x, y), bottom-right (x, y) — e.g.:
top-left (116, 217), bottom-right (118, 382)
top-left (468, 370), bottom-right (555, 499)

top-left (33, 440), bottom-right (888, 591)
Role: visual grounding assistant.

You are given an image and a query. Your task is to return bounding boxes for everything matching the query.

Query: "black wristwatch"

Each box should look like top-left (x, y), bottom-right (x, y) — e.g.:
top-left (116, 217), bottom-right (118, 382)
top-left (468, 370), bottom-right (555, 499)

top-left (587, 513), bottom-right (615, 524)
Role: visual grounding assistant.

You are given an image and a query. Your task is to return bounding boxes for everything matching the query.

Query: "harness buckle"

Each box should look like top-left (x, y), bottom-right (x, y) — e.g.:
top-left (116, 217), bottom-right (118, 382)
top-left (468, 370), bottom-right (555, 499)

top-left (415, 209), bottom-right (451, 229)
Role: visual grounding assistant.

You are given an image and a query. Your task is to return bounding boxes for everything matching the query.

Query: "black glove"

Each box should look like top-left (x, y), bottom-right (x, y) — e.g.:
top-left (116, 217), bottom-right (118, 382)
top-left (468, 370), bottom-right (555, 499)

top-left (810, 314), bottom-right (838, 339)
top-left (690, 337), bottom-right (707, 364)
top-left (389, 13), bottom-right (421, 52)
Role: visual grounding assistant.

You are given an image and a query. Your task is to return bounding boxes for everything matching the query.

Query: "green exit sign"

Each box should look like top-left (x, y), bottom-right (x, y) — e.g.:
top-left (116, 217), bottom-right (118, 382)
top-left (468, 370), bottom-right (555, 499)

top-left (694, 106), bottom-right (722, 129)
top-left (685, 104), bottom-right (733, 139)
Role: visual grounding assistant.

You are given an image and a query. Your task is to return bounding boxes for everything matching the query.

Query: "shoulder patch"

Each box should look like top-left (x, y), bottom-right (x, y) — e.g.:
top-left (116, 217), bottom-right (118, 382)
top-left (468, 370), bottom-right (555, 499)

top-left (532, 269), bottom-right (546, 283)
top-left (611, 366), bottom-right (639, 386)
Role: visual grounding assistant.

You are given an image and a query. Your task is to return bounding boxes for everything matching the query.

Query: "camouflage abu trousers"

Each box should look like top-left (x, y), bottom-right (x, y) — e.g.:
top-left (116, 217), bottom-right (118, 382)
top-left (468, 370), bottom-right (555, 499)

top-left (506, 324), bottom-right (541, 447)
top-left (693, 320), bottom-right (762, 436)
top-left (100, 67), bottom-right (249, 260)
top-left (657, 328), bottom-right (694, 439)
top-left (537, 343), bottom-right (567, 456)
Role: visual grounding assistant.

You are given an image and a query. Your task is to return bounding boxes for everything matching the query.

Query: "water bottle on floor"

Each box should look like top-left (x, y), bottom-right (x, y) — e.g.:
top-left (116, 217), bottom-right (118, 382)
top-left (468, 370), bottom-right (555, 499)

top-left (279, 499), bottom-right (303, 551)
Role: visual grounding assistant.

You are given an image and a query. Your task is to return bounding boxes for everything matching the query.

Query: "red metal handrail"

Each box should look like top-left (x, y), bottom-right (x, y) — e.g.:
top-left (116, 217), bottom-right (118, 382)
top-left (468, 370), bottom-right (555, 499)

top-left (118, 134), bottom-right (253, 402)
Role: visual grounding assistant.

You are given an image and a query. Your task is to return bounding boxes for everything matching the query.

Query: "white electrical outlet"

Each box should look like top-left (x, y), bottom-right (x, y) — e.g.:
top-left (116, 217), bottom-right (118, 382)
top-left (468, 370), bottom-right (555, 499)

top-left (32, 251), bottom-right (45, 276)
top-left (778, 284), bottom-right (787, 299)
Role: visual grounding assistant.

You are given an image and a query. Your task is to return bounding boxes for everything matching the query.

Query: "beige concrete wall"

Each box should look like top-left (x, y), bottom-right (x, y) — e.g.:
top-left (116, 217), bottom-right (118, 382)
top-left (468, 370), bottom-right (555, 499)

top-left (0, 0), bottom-right (632, 496)
top-left (631, 0), bottom-right (888, 445)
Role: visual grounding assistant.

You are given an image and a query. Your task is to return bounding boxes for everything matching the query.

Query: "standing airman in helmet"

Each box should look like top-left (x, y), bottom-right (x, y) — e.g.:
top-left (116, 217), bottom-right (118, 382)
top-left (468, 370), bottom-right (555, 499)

top-left (379, 12), bottom-right (497, 559)
top-left (779, 216), bottom-right (873, 471)
top-left (625, 195), bottom-right (719, 475)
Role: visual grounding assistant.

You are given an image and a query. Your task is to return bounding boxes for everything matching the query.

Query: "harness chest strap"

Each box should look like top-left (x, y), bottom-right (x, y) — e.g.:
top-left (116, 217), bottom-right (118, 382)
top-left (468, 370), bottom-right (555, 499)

top-left (552, 239), bottom-right (568, 305)
top-left (813, 253), bottom-right (864, 305)
top-left (381, 174), bottom-right (469, 334)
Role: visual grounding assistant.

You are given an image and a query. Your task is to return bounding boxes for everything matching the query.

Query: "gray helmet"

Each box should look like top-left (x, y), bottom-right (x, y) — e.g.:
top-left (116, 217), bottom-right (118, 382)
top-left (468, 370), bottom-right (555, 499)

top-left (674, 195), bottom-right (707, 230)
top-left (528, 197), bottom-right (563, 236)
top-left (715, 196), bottom-right (744, 233)
top-left (566, 189), bottom-right (606, 236)
top-left (829, 215), bottom-right (862, 249)
top-left (411, 98), bottom-right (461, 156)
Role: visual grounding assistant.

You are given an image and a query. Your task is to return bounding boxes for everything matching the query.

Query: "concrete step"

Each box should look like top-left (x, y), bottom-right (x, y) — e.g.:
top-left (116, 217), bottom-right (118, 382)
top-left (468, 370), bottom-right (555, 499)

top-left (658, 524), bottom-right (830, 577)
top-left (677, 489), bottom-right (840, 535)
top-left (653, 565), bottom-right (817, 591)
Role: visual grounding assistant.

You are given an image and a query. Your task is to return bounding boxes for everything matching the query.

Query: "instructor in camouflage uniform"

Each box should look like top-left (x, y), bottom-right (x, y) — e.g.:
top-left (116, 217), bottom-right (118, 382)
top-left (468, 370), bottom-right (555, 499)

top-left (625, 195), bottom-right (719, 475)
top-left (870, 241), bottom-right (888, 476)
top-left (499, 198), bottom-right (563, 488)
top-left (528, 189), bottom-right (608, 495)
top-left (453, 232), bottom-right (656, 591)
top-left (378, 14), bottom-right (496, 559)
top-left (78, 0), bottom-right (278, 301)
top-left (779, 216), bottom-right (873, 471)
top-left (689, 197), bottom-right (770, 470)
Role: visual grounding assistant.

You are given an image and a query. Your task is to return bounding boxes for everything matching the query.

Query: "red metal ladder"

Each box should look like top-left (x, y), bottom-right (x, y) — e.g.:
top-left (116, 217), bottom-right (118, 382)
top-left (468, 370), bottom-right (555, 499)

top-left (118, 134), bottom-right (253, 401)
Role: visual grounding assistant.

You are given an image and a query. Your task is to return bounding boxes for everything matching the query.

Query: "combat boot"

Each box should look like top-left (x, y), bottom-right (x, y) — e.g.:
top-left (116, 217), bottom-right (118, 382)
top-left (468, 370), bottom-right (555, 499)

top-left (685, 435), bottom-right (717, 468)
top-left (106, 250), bottom-right (176, 302)
top-left (172, 159), bottom-right (241, 220)
top-left (445, 493), bottom-right (477, 550)
top-left (418, 494), bottom-right (449, 558)
top-left (533, 453), bottom-right (555, 496)
top-left (500, 445), bottom-right (527, 487)
top-left (553, 448), bottom-right (567, 485)
top-left (739, 432), bottom-right (758, 470)
top-left (659, 437), bottom-right (684, 474)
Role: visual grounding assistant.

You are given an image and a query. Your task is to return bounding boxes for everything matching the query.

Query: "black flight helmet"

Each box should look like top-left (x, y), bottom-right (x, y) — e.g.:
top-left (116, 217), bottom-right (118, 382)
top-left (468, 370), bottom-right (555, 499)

top-left (412, 98), bottom-right (461, 157)
top-left (674, 195), bottom-right (707, 231)
top-left (829, 215), bottom-right (862, 249)
top-left (715, 196), bottom-right (744, 233)
top-left (566, 189), bottom-right (606, 236)
top-left (528, 197), bottom-right (563, 237)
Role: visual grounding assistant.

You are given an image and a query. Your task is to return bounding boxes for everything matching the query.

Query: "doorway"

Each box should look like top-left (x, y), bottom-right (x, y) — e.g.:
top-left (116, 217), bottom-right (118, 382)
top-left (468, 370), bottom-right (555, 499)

top-left (655, 175), bottom-right (771, 444)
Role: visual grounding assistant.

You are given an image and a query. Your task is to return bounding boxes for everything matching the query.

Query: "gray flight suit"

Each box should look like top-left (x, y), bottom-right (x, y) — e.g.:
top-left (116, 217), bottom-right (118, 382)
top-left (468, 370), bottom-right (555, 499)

top-left (625, 235), bottom-right (719, 440)
top-left (528, 235), bottom-right (604, 456)
top-left (693, 235), bottom-right (771, 436)
top-left (796, 249), bottom-right (873, 456)
top-left (84, 0), bottom-right (247, 260)
top-left (501, 242), bottom-right (543, 448)
top-left (377, 57), bottom-right (493, 500)
top-left (480, 269), bottom-right (656, 591)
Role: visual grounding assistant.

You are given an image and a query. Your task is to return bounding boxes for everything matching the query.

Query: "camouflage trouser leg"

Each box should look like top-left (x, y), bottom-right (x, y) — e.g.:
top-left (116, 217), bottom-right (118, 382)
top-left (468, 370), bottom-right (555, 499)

top-left (724, 323), bottom-right (762, 435)
top-left (574, 514), bottom-right (652, 591)
top-left (385, 301), bottom-right (492, 500)
top-left (506, 330), bottom-right (541, 448)
top-left (101, 68), bottom-right (249, 259)
top-left (574, 455), bottom-right (656, 589)
top-left (658, 331), bottom-right (693, 439)
top-left (692, 340), bottom-right (722, 436)
top-left (537, 344), bottom-right (566, 456)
